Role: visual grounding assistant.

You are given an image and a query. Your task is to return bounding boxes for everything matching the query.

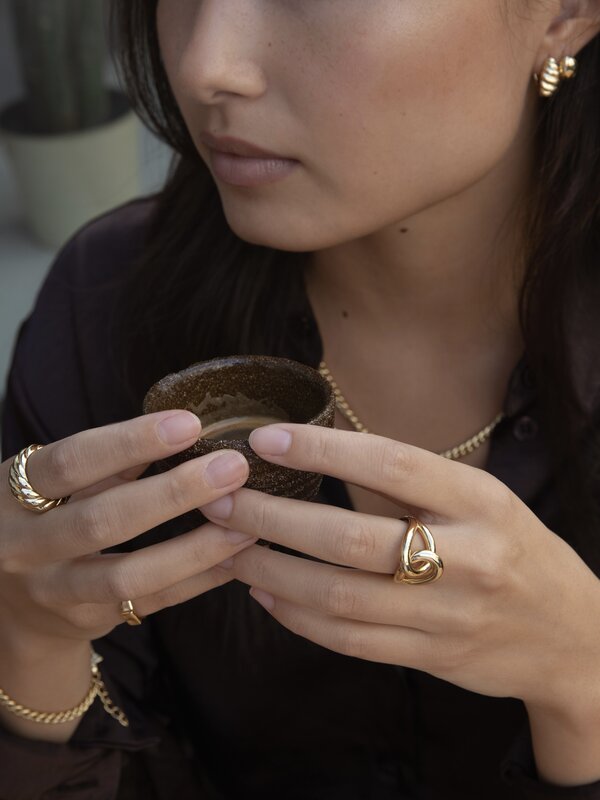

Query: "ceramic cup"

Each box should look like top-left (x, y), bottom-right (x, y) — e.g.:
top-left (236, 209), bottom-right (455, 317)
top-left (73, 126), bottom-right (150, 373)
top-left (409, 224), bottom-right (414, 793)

top-left (143, 355), bottom-right (336, 530)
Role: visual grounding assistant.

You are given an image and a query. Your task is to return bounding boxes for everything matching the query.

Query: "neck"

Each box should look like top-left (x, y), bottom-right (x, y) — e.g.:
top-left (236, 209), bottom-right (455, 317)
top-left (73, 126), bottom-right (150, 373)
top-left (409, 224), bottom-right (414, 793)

top-left (304, 109), bottom-right (536, 364)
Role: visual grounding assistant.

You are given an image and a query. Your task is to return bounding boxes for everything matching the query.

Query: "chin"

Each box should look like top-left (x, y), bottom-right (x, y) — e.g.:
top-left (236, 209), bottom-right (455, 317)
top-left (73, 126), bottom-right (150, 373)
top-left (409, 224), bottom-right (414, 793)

top-left (222, 208), bottom-right (346, 253)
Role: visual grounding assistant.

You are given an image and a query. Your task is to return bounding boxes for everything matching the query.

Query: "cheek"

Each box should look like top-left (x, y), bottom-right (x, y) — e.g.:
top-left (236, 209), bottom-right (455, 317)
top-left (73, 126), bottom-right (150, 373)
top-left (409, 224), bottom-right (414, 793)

top-left (302, 4), bottom-right (531, 233)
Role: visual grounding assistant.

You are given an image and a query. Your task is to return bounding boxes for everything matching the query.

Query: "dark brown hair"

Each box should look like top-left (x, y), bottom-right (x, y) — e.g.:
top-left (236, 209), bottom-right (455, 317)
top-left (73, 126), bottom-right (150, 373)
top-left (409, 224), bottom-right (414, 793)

top-left (107, 2), bottom-right (600, 575)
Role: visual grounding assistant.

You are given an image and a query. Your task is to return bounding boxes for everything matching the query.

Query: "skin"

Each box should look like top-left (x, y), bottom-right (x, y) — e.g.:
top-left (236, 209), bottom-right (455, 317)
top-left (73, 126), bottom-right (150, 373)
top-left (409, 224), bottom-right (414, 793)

top-left (156, 0), bottom-right (598, 485)
top-left (156, 0), bottom-right (600, 786)
top-left (0, 0), bottom-right (598, 782)
top-left (0, 412), bottom-right (253, 742)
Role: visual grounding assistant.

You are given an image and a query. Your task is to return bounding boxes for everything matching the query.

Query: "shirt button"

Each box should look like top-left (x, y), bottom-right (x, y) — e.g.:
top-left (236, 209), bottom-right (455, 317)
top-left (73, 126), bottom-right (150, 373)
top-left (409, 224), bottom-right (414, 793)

top-left (513, 415), bottom-right (538, 441)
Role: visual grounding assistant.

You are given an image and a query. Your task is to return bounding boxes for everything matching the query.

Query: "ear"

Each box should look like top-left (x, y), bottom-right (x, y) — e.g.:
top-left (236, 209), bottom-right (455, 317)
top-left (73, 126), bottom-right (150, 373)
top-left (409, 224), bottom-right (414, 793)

top-left (535, 0), bottom-right (600, 71)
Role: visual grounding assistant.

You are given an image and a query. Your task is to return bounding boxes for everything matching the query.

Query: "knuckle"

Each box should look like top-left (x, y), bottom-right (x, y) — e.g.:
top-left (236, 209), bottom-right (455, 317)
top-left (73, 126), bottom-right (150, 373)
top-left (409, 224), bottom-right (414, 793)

top-left (336, 627), bottom-right (367, 659)
top-left (440, 642), bottom-right (467, 674)
top-left (251, 555), bottom-right (270, 589)
top-left (163, 465), bottom-right (198, 511)
top-left (46, 440), bottom-right (82, 487)
top-left (65, 604), bottom-right (111, 635)
top-left (63, 604), bottom-right (95, 632)
top-left (103, 563), bottom-right (138, 600)
top-left (429, 636), bottom-right (470, 675)
top-left (305, 432), bottom-right (339, 469)
top-left (248, 496), bottom-right (269, 538)
top-left (320, 574), bottom-right (356, 617)
top-left (70, 500), bottom-right (112, 547)
top-left (379, 440), bottom-right (417, 482)
top-left (118, 422), bottom-right (148, 465)
top-left (472, 549), bottom-right (506, 593)
top-left (336, 520), bottom-right (376, 563)
top-left (481, 474), bottom-right (516, 518)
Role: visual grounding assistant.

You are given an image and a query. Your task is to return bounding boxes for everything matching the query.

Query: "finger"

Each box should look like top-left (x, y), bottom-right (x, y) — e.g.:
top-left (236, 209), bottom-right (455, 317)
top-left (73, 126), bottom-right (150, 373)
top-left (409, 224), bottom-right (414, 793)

top-left (12, 448), bottom-right (250, 563)
top-left (248, 423), bottom-right (499, 519)
top-left (71, 461), bottom-right (154, 502)
top-left (201, 487), bottom-right (459, 574)
top-left (61, 565), bottom-right (237, 632)
top-left (20, 409), bottom-right (204, 501)
top-left (134, 565), bottom-right (236, 616)
top-left (48, 523), bottom-right (258, 604)
top-left (219, 545), bottom-right (456, 631)
top-left (247, 589), bottom-right (437, 670)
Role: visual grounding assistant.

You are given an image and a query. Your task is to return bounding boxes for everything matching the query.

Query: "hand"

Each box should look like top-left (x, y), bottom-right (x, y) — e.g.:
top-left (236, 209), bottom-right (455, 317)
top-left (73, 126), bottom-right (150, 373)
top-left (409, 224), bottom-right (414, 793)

top-left (0, 410), bottom-right (255, 651)
top-left (200, 422), bottom-right (600, 718)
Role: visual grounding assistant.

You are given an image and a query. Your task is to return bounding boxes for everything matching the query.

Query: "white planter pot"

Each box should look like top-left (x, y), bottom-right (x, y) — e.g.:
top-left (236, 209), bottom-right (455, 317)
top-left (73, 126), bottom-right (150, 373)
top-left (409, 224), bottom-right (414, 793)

top-left (0, 91), bottom-right (142, 249)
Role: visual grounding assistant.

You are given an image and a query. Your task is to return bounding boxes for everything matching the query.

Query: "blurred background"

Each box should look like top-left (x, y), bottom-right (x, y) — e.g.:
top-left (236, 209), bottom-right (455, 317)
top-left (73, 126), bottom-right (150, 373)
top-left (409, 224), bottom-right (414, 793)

top-left (0, 0), bottom-right (172, 449)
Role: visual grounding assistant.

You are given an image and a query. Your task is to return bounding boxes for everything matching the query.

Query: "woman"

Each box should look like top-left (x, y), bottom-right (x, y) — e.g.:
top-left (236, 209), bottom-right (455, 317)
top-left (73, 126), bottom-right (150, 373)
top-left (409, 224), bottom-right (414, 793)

top-left (1, 1), bottom-right (599, 797)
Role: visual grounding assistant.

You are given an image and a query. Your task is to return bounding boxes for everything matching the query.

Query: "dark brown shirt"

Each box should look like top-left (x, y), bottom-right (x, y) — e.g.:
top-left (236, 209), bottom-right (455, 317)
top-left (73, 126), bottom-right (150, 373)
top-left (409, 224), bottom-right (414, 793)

top-left (2, 199), bottom-right (600, 800)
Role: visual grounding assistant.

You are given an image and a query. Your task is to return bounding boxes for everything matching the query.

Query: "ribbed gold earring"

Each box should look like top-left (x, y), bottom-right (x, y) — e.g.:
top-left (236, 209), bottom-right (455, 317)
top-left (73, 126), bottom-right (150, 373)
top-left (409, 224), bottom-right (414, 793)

top-left (534, 55), bottom-right (578, 97)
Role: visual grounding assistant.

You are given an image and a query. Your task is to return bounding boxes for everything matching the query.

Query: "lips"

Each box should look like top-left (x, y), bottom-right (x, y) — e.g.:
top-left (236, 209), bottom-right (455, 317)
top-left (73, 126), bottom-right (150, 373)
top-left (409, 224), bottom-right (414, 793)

top-left (199, 131), bottom-right (288, 159)
top-left (208, 149), bottom-right (300, 187)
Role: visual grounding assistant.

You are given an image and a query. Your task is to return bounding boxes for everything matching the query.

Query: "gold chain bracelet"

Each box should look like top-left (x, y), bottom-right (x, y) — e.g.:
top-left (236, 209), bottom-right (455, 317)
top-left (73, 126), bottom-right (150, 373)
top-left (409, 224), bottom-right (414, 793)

top-left (0, 648), bottom-right (129, 726)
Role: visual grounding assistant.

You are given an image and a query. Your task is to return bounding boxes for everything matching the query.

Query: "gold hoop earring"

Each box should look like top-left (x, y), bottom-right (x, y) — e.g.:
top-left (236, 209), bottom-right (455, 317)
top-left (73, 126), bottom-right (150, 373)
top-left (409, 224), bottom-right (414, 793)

top-left (534, 55), bottom-right (578, 97)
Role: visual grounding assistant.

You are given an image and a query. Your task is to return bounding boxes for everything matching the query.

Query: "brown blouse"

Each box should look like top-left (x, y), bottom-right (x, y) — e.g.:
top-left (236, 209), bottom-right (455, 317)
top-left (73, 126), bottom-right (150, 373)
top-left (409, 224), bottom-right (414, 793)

top-left (1, 198), bottom-right (600, 800)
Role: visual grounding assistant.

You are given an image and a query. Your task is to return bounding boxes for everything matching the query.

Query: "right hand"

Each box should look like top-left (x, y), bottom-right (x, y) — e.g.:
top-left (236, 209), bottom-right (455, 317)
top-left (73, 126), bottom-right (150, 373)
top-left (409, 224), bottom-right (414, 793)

top-left (0, 410), bottom-right (255, 648)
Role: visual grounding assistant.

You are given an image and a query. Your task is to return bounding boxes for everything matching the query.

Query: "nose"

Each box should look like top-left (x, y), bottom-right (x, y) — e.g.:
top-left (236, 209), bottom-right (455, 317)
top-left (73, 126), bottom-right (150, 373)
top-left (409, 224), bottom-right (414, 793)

top-left (177, 0), bottom-right (267, 105)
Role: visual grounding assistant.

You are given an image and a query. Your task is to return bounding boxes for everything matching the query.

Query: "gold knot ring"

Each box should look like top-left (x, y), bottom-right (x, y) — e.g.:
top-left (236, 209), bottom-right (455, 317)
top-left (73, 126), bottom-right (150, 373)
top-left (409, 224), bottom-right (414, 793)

top-left (393, 515), bottom-right (444, 585)
top-left (120, 600), bottom-right (143, 626)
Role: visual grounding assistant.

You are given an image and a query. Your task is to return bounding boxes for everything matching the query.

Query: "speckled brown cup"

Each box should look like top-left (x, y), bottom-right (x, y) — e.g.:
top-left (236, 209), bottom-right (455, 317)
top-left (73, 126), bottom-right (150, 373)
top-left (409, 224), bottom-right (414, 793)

top-left (143, 355), bottom-right (335, 529)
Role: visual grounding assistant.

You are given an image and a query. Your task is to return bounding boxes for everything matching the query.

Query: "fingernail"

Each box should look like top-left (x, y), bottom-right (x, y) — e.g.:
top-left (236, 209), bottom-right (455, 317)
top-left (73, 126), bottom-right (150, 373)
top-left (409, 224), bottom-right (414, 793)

top-left (224, 531), bottom-right (257, 545)
top-left (157, 412), bottom-right (201, 444)
top-left (205, 451), bottom-right (248, 488)
top-left (249, 587), bottom-right (276, 611)
top-left (201, 494), bottom-right (233, 519)
top-left (249, 426), bottom-right (292, 456)
top-left (218, 557), bottom-right (235, 569)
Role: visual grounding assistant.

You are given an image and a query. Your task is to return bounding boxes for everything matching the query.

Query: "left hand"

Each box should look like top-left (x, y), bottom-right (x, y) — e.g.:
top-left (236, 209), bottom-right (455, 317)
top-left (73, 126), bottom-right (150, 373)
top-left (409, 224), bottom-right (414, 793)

top-left (199, 423), bottom-right (600, 717)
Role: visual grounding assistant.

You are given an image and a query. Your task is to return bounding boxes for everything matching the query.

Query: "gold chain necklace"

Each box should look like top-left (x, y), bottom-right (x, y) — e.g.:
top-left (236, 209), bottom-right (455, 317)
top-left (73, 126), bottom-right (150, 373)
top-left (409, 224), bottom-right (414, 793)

top-left (318, 360), bottom-right (505, 461)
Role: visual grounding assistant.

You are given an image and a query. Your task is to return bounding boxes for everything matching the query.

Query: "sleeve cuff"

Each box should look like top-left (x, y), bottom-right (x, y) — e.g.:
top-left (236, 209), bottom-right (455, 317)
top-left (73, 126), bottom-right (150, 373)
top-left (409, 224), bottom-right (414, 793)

top-left (0, 667), bottom-right (160, 799)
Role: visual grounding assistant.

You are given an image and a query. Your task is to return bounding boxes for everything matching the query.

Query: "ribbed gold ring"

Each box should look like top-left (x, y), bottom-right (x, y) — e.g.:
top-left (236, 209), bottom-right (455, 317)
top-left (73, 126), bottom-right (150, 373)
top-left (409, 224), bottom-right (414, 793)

top-left (8, 444), bottom-right (71, 513)
top-left (393, 515), bottom-right (444, 585)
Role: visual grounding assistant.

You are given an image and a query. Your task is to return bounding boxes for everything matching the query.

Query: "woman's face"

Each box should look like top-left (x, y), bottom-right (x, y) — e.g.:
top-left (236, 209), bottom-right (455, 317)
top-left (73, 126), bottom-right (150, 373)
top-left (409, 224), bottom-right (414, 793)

top-left (156, 0), bottom-right (548, 252)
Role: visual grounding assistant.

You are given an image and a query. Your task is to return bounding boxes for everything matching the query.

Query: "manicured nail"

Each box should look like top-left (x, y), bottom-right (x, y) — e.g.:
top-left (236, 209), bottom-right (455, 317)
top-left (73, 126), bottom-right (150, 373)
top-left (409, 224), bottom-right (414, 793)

top-left (249, 426), bottom-right (292, 456)
top-left (157, 412), bottom-right (201, 444)
top-left (249, 587), bottom-right (276, 611)
top-left (201, 495), bottom-right (233, 519)
top-left (224, 531), bottom-right (257, 545)
top-left (205, 452), bottom-right (248, 488)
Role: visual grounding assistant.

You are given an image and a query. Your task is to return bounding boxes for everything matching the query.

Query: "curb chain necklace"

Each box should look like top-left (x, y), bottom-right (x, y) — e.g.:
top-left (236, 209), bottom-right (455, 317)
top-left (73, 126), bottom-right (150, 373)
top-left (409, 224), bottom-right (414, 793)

top-left (318, 360), bottom-right (505, 461)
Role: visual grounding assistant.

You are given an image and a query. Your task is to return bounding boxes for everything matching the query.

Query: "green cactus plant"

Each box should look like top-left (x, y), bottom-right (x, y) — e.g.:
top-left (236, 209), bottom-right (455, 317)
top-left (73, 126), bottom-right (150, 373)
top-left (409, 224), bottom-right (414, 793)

top-left (10, 0), bottom-right (110, 135)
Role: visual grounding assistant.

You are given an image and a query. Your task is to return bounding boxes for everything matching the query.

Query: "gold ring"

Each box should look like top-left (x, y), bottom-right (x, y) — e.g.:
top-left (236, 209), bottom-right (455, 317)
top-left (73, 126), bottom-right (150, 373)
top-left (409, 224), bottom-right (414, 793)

top-left (8, 444), bottom-right (71, 513)
top-left (393, 515), bottom-right (444, 585)
top-left (120, 600), bottom-right (143, 626)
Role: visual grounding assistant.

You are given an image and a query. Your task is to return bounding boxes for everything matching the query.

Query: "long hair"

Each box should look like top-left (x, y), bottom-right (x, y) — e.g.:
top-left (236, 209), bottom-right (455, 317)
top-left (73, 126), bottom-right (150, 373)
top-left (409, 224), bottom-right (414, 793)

top-left (107, 2), bottom-right (600, 575)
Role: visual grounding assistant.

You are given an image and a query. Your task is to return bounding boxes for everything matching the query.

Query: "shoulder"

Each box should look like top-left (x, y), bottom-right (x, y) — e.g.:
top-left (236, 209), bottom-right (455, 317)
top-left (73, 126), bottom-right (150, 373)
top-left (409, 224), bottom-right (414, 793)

top-left (1, 197), bottom-right (159, 456)
top-left (47, 196), bottom-right (158, 290)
